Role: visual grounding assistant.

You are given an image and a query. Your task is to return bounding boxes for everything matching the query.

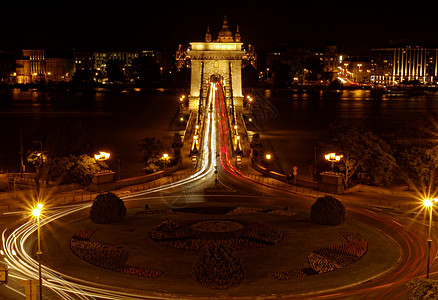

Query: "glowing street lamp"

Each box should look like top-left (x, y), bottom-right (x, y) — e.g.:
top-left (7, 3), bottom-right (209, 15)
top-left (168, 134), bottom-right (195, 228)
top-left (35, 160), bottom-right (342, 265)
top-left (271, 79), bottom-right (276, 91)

top-left (94, 151), bottom-right (110, 161)
top-left (265, 153), bottom-right (272, 170)
top-left (162, 153), bottom-right (169, 168)
top-left (32, 203), bottom-right (44, 300)
top-left (423, 198), bottom-right (438, 279)
top-left (324, 152), bottom-right (343, 172)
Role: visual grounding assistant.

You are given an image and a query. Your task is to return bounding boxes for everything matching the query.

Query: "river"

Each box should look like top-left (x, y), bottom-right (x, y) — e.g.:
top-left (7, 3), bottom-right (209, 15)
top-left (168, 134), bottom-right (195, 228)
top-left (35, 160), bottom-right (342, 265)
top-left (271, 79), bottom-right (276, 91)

top-left (253, 88), bottom-right (438, 177)
top-left (1, 87), bottom-right (437, 179)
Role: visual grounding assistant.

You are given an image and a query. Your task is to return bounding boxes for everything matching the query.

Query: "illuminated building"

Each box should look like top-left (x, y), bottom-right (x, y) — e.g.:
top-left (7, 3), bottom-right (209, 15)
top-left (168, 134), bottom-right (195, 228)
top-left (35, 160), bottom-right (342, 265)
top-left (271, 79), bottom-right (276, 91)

top-left (371, 46), bottom-right (438, 85)
top-left (188, 16), bottom-right (245, 111)
top-left (45, 57), bottom-right (75, 82)
top-left (15, 50), bottom-right (45, 83)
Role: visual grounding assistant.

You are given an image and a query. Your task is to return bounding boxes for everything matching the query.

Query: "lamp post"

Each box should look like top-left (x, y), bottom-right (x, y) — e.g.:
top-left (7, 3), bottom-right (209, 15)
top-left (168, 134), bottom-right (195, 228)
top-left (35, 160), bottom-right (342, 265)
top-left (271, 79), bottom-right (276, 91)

top-left (265, 154), bottom-right (271, 171)
top-left (424, 198), bottom-right (437, 279)
top-left (32, 203), bottom-right (43, 300)
top-left (324, 152), bottom-right (343, 172)
top-left (162, 153), bottom-right (169, 169)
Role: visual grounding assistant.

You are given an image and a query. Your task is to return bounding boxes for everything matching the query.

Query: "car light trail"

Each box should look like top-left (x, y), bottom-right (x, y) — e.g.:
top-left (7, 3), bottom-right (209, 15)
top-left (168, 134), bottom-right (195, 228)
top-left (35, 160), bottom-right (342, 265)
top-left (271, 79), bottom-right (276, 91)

top-left (1, 81), bottom-right (219, 299)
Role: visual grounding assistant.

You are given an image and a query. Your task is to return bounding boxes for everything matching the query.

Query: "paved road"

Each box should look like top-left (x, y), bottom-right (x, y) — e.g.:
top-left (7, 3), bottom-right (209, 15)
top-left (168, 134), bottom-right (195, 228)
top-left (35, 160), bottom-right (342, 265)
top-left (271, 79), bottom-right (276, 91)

top-left (0, 81), bottom-right (435, 299)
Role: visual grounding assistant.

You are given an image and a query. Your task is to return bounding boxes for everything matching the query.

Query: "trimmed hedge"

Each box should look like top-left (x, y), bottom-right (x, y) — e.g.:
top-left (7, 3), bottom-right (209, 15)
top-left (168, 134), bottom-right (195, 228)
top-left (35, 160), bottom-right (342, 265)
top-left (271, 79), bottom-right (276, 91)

top-left (89, 192), bottom-right (127, 224)
top-left (311, 195), bottom-right (345, 225)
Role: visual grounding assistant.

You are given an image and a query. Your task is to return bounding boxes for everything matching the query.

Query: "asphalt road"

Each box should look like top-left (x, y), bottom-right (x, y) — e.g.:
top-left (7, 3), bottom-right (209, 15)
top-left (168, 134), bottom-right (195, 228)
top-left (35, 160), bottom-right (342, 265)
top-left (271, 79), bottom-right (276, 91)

top-left (0, 82), bottom-right (436, 299)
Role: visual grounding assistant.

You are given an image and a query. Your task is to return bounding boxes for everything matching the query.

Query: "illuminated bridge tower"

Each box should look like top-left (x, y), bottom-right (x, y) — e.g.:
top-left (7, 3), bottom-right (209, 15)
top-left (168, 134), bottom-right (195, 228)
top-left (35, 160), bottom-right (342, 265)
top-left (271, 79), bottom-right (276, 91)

top-left (188, 16), bottom-right (245, 113)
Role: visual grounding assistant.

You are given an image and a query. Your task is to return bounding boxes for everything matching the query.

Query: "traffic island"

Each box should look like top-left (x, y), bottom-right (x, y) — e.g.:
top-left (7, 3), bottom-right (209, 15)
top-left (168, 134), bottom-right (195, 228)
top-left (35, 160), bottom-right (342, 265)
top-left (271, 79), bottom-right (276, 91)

top-left (41, 203), bottom-right (401, 298)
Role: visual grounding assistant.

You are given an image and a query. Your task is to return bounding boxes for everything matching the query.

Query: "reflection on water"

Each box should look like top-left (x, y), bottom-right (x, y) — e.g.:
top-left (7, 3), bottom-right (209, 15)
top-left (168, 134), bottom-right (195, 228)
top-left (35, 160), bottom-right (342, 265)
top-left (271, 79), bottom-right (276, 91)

top-left (0, 88), bottom-right (179, 176)
top-left (1, 88), bottom-right (438, 177)
top-left (256, 89), bottom-right (438, 176)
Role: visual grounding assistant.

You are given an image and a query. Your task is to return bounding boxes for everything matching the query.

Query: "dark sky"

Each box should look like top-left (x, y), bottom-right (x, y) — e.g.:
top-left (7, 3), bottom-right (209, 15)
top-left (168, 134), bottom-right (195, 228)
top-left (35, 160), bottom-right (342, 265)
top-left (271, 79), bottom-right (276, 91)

top-left (1, 0), bottom-right (437, 54)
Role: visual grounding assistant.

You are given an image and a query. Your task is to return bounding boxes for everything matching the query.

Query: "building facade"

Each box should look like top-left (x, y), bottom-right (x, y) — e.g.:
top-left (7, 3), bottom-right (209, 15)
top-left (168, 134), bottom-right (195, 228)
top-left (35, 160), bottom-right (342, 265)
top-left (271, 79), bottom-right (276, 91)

top-left (188, 17), bottom-right (245, 111)
top-left (371, 46), bottom-right (438, 85)
top-left (45, 57), bottom-right (75, 82)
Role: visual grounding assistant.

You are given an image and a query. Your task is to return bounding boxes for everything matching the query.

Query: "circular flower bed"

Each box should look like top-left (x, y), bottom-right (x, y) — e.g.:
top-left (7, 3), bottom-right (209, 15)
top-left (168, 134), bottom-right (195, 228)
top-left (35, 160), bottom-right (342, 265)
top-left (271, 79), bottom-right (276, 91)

top-left (191, 220), bottom-right (243, 240)
top-left (150, 219), bottom-right (283, 251)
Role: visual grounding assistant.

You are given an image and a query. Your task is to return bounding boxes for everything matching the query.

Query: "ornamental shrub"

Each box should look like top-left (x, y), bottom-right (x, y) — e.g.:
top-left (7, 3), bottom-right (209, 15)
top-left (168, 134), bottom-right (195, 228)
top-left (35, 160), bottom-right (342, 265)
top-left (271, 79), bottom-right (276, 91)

top-left (310, 195), bottom-right (345, 225)
top-left (193, 244), bottom-right (244, 289)
top-left (89, 192), bottom-right (126, 224)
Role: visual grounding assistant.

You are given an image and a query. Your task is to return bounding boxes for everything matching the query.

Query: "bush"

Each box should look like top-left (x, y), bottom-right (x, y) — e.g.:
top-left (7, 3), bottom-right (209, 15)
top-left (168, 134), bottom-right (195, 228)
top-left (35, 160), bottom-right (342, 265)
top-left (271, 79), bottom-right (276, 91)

top-left (193, 244), bottom-right (244, 289)
top-left (311, 196), bottom-right (345, 225)
top-left (89, 192), bottom-right (127, 224)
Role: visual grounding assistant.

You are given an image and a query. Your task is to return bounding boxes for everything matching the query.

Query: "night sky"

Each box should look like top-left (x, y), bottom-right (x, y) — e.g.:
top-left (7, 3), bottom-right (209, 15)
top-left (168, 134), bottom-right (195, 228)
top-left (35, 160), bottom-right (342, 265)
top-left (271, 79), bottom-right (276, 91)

top-left (1, 0), bottom-right (437, 54)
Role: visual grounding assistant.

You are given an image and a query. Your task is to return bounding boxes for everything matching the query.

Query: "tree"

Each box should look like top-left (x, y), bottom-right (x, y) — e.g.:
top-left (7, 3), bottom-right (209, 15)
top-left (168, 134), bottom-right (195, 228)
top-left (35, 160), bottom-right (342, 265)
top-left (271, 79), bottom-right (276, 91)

top-left (45, 155), bottom-right (108, 185)
top-left (138, 137), bottom-right (164, 173)
top-left (320, 124), bottom-right (397, 188)
top-left (392, 117), bottom-right (438, 192)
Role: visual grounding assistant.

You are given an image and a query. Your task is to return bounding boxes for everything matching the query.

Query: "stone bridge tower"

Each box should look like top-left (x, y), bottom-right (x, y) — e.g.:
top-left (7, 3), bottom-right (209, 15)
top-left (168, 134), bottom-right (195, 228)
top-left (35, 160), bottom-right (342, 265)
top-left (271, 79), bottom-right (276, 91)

top-left (188, 16), bottom-right (245, 112)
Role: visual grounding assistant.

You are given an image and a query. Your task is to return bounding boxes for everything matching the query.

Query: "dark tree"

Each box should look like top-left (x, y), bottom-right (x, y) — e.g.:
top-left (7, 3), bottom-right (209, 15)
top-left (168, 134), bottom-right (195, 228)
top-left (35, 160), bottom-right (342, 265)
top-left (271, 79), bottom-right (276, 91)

top-left (320, 124), bottom-right (397, 188)
top-left (89, 192), bottom-right (127, 224)
top-left (392, 117), bottom-right (438, 192)
top-left (138, 137), bottom-right (164, 173)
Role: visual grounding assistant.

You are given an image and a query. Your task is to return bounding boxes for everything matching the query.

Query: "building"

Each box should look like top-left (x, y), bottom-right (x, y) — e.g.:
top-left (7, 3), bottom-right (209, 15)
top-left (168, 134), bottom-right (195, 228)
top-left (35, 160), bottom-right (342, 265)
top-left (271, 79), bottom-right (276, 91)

top-left (323, 42), bottom-right (338, 81)
top-left (371, 45), bottom-right (438, 85)
top-left (74, 51), bottom-right (95, 73)
top-left (0, 52), bottom-right (17, 84)
top-left (45, 57), bottom-right (75, 82)
top-left (338, 56), bottom-right (371, 84)
top-left (15, 50), bottom-right (45, 83)
top-left (188, 16), bottom-right (245, 111)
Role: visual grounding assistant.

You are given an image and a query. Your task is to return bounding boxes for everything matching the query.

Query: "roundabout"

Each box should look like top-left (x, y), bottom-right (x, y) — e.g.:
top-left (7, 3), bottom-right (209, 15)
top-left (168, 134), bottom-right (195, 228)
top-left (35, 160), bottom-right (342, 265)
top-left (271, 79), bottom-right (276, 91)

top-left (39, 200), bottom-right (400, 299)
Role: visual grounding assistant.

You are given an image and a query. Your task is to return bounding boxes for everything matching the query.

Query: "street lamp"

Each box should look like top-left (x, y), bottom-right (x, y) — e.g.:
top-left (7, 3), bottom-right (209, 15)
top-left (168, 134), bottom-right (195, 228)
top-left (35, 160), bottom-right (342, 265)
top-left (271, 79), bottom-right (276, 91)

top-left (324, 152), bottom-right (343, 172)
top-left (32, 203), bottom-right (43, 300)
top-left (94, 151), bottom-right (110, 161)
top-left (162, 153), bottom-right (169, 168)
top-left (265, 153), bottom-right (272, 170)
top-left (423, 198), bottom-right (437, 279)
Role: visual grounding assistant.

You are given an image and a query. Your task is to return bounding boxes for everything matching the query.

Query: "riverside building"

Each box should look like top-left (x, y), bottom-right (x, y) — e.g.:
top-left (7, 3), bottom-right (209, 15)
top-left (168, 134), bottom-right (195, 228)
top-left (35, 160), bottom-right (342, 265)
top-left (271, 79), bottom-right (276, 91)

top-left (371, 46), bottom-right (438, 85)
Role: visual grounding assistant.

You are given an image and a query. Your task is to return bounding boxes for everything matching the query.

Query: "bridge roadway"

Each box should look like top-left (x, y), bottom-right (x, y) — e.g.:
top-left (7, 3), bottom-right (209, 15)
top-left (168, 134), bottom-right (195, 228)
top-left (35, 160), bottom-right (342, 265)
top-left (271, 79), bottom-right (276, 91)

top-left (0, 81), bottom-right (436, 299)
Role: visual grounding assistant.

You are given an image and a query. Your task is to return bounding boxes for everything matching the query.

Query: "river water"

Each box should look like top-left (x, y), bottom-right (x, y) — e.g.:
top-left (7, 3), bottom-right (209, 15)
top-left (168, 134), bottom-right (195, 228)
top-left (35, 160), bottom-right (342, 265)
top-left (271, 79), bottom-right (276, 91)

top-left (253, 89), bottom-right (438, 177)
top-left (1, 88), bottom-right (437, 178)
top-left (0, 88), bottom-right (181, 178)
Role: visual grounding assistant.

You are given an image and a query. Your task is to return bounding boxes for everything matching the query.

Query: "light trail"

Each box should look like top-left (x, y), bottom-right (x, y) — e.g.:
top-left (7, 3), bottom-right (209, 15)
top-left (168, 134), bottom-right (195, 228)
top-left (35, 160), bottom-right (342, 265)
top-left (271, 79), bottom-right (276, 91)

top-left (1, 82), bottom-right (218, 299)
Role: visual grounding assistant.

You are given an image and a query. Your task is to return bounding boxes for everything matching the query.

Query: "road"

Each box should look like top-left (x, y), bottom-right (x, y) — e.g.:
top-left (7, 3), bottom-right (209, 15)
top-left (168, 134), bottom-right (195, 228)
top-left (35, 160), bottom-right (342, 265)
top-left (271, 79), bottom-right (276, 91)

top-left (0, 81), bottom-right (436, 299)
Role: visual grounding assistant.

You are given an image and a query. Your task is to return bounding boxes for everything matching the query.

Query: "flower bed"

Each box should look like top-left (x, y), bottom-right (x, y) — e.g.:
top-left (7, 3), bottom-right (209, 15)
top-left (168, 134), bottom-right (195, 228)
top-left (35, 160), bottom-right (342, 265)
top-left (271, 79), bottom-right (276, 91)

top-left (272, 232), bottom-right (368, 280)
top-left (150, 219), bottom-right (283, 251)
top-left (226, 206), bottom-right (296, 217)
top-left (70, 229), bottom-right (163, 278)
